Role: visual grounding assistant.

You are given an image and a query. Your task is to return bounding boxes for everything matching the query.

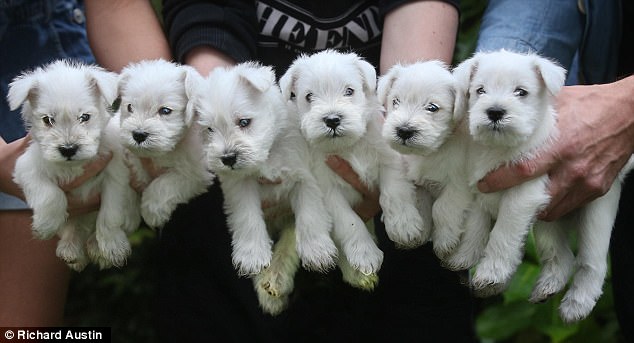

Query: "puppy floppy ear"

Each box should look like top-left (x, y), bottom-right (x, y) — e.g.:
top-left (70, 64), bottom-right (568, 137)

top-left (235, 62), bottom-right (276, 93)
top-left (355, 57), bottom-right (377, 94)
top-left (377, 64), bottom-right (401, 108)
top-left (533, 56), bottom-right (566, 96)
top-left (7, 70), bottom-right (40, 111)
top-left (452, 54), bottom-right (480, 120)
top-left (182, 66), bottom-right (204, 126)
top-left (279, 60), bottom-right (300, 101)
top-left (87, 67), bottom-right (118, 110)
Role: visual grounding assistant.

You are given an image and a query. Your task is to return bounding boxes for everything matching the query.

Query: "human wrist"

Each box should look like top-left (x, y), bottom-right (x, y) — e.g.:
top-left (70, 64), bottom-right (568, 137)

top-left (184, 46), bottom-right (236, 76)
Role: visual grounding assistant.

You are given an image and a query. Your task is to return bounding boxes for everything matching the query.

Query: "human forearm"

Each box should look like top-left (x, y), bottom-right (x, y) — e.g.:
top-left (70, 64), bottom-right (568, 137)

top-left (85, 0), bottom-right (172, 72)
top-left (0, 136), bottom-right (28, 200)
top-left (380, 0), bottom-right (459, 73)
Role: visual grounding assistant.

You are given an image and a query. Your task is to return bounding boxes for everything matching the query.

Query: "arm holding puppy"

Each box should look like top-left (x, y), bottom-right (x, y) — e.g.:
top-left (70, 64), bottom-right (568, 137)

top-left (477, 75), bottom-right (634, 220)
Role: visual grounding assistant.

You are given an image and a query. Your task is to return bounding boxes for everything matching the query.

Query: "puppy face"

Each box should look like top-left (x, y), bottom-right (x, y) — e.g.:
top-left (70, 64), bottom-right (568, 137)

top-left (378, 61), bottom-right (458, 155)
top-left (8, 60), bottom-right (117, 164)
top-left (280, 50), bottom-right (377, 151)
top-left (454, 50), bottom-right (566, 147)
top-left (192, 63), bottom-right (283, 173)
top-left (118, 60), bottom-right (195, 157)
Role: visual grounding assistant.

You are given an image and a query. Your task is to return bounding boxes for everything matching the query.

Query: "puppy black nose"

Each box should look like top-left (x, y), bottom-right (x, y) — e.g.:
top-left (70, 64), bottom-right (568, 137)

top-left (58, 144), bottom-right (78, 158)
top-left (486, 107), bottom-right (506, 122)
top-left (221, 152), bottom-right (237, 167)
top-left (132, 130), bottom-right (149, 143)
top-left (396, 127), bottom-right (416, 140)
top-left (323, 114), bottom-right (341, 129)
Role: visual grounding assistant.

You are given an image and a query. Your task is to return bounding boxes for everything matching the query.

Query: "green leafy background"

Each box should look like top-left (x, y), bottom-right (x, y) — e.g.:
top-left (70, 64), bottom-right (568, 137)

top-left (63, 1), bottom-right (625, 342)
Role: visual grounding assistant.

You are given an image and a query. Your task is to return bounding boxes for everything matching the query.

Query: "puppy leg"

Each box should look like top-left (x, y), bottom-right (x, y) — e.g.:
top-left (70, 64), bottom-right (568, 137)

top-left (432, 185), bottom-right (472, 258)
top-left (254, 226), bottom-right (300, 316)
top-left (141, 171), bottom-right (207, 228)
top-left (56, 221), bottom-right (89, 272)
top-left (379, 161), bottom-right (428, 248)
top-left (472, 179), bottom-right (549, 296)
top-left (328, 190), bottom-right (383, 275)
top-left (223, 178), bottom-right (273, 275)
top-left (560, 183), bottom-right (621, 323)
top-left (95, 158), bottom-right (138, 267)
top-left (18, 174), bottom-right (68, 239)
top-left (291, 176), bottom-right (337, 271)
top-left (530, 220), bottom-right (574, 303)
top-left (443, 203), bottom-right (491, 271)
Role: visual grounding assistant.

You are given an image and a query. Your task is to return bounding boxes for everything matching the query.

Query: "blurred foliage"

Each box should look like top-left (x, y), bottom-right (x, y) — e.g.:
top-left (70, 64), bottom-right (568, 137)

top-left (476, 234), bottom-right (624, 343)
top-left (64, 228), bottom-right (158, 343)
top-left (63, 1), bottom-right (624, 343)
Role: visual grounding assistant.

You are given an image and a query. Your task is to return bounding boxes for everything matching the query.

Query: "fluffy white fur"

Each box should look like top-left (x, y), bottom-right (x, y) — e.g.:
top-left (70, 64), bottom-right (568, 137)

top-left (117, 59), bottom-right (214, 228)
top-left (191, 62), bottom-right (338, 313)
top-left (378, 60), bottom-right (472, 262)
top-left (9, 60), bottom-right (140, 271)
top-left (455, 49), bottom-right (633, 322)
top-left (279, 50), bottom-right (424, 289)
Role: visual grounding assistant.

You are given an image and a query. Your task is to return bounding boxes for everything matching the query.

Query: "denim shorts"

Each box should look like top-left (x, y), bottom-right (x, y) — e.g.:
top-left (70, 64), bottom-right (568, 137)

top-left (0, 0), bottom-right (95, 210)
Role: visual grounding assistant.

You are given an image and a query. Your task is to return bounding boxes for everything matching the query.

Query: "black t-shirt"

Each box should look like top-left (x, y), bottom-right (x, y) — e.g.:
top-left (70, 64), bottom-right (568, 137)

top-left (163, 0), bottom-right (459, 75)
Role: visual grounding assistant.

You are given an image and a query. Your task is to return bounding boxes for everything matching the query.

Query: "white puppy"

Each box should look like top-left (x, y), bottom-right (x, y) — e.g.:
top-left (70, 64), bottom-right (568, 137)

top-left (455, 49), bottom-right (633, 322)
top-left (191, 62), bottom-right (338, 314)
top-left (9, 60), bottom-right (140, 271)
top-left (378, 60), bottom-right (473, 263)
top-left (280, 50), bottom-right (425, 289)
top-left (117, 59), bottom-right (214, 229)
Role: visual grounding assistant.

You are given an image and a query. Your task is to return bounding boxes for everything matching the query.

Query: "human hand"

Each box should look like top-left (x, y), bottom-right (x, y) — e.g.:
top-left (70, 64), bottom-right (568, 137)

top-left (477, 79), bottom-right (634, 221)
top-left (59, 153), bottom-right (113, 217)
top-left (325, 155), bottom-right (381, 222)
top-left (127, 157), bottom-right (166, 193)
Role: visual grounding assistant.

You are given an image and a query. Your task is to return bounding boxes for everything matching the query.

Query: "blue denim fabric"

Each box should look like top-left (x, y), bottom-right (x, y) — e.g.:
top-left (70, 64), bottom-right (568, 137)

top-left (0, 0), bottom-right (95, 209)
top-left (475, 0), bottom-right (620, 85)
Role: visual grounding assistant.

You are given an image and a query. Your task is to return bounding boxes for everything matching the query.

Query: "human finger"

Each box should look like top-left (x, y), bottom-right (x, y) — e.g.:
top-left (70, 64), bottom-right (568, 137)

top-left (59, 153), bottom-right (112, 192)
top-left (477, 153), bottom-right (557, 193)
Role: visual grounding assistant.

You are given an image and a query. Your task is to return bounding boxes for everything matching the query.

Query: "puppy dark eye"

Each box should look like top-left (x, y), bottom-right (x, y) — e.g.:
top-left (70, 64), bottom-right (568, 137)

top-left (476, 87), bottom-right (486, 95)
top-left (158, 107), bottom-right (172, 115)
top-left (207, 127), bottom-right (214, 133)
top-left (79, 113), bottom-right (91, 123)
top-left (238, 118), bottom-right (251, 128)
top-left (42, 116), bottom-right (55, 127)
top-left (514, 88), bottom-right (528, 97)
top-left (305, 92), bottom-right (313, 103)
top-left (127, 104), bottom-right (133, 113)
top-left (344, 87), bottom-right (354, 96)
top-left (425, 103), bottom-right (439, 113)
top-left (392, 97), bottom-right (400, 109)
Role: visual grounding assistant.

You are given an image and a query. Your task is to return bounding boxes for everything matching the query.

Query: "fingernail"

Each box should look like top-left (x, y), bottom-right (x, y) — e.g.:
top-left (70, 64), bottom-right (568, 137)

top-left (325, 155), bottom-right (341, 167)
top-left (477, 180), bottom-right (490, 193)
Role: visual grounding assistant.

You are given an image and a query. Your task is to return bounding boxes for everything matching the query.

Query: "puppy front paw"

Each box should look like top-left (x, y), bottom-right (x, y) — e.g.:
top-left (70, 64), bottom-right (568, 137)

top-left (529, 271), bottom-right (568, 304)
top-left (383, 209), bottom-right (429, 249)
top-left (297, 233), bottom-right (337, 272)
top-left (32, 212), bottom-right (66, 240)
top-left (56, 238), bottom-right (88, 272)
top-left (140, 201), bottom-right (173, 229)
top-left (342, 239), bottom-right (384, 275)
top-left (471, 257), bottom-right (516, 297)
top-left (432, 228), bottom-right (462, 259)
top-left (559, 290), bottom-right (597, 323)
top-left (232, 240), bottom-right (273, 275)
top-left (441, 243), bottom-right (482, 271)
top-left (97, 229), bottom-right (131, 268)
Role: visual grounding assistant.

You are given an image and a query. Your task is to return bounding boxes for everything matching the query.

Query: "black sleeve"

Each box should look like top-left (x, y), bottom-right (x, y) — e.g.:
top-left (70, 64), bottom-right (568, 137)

top-left (379, 0), bottom-right (460, 18)
top-left (162, 0), bottom-right (258, 63)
